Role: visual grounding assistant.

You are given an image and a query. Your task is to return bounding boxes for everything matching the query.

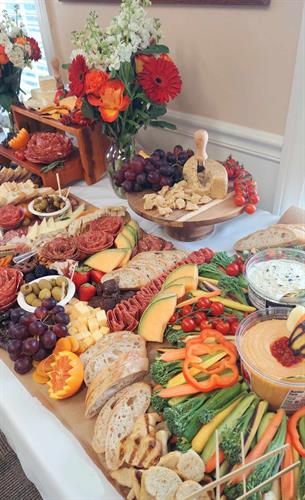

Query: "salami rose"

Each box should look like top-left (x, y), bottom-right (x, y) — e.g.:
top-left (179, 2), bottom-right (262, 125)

top-left (40, 236), bottom-right (79, 261)
top-left (0, 268), bottom-right (23, 310)
top-left (89, 216), bottom-right (123, 236)
top-left (24, 132), bottom-right (72, 164)
top-left (0, 205), bottom-right (24, 229)
top-left (77, 230), bottom-right (113, 256)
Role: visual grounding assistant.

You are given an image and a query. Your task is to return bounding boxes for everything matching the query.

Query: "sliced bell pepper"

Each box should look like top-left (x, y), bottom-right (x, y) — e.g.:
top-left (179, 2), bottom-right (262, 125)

top-left (288, 407), bottom-right (305, 457)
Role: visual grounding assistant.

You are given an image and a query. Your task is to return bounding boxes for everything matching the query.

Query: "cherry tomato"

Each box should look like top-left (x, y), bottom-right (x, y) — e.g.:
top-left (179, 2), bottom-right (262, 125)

top-left (225, 263), bottom-right (240, 277)
top-left (226, 167), bottom-right (234, 178)
top-left (200, 320), bottom-right (213, 330)
top-left (234, 195), bottom-right (247, 207)
top-left (215, 320), bottom-right (230, 335)
top-left (193, 311), bottom-right (207, 325)
top-left (168, 313), bottom-right (178, 324)
top-left (230, 321), bottom-right (239, 335)
top-left (244, 204), bottom-right (256, 214)
top-left (249, 194), bottom-right (260, 204)
top-left (182, 305), bottom-right (192, 316)
top-left (210, 302), bottom-right (225, 316)
top-left (181, 317), bottom-right (196, 333)
top-left (197, 297), bottom-right (212, 309)
top-left (225, 314), bottom-right (238, 324)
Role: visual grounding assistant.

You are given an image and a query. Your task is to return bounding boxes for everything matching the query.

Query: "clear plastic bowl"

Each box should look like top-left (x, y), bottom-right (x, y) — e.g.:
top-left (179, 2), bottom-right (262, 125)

top-left (236, 307), bottom-right (305, 412)
top-left (245, 247), bottom-right (305, 309)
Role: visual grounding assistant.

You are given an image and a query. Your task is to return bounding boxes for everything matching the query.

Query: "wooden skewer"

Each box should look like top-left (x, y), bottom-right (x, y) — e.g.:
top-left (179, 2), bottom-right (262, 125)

top-left (70, 262), bottom-right (77, 281)
top-left (240, 432), bottom-right (246, 495)
top-left (66, 187), bottom-right (71, 199)
top-left (56, 173), bottom-right (62, 197)
top-left (215, 430), bottom-right (220, 500)
top-left (184, 443), bottom-right (289, 499)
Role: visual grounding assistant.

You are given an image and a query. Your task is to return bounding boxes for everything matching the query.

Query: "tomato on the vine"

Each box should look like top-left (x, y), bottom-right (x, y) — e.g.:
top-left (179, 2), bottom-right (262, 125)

top-left (234, 195), bottom-right (246, 207)
top-left (168, 313), bottom-right (178, 324)
top-left (210, 302), bottom-right (225, 316)
top-left (230, 321), bottom-right (239, 335)
top-left (193, 311), bottom-right (207, 325)
top-left (244, 204), bottom-right (256, 214)
top-left (226, 314), bottom-right (238, 324)
top-left (249, 194), bottom-right (260, 204)
top-left (215, 320), bottom-right (230, 335)
top-left (197, 297), bottom-right (212, 309)
top-left (200, 320), bottom-right (213, 330)
top-left (181, 317), bottom-right (196, 332)
top-left (225, 262), bottom-right (240, 276)
top-left (182, 305), bottom-right (192, 316)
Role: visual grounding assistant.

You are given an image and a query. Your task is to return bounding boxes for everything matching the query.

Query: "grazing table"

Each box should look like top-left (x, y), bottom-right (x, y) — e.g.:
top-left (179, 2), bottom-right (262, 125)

top-left (0, 176), bottom-right (279, 500)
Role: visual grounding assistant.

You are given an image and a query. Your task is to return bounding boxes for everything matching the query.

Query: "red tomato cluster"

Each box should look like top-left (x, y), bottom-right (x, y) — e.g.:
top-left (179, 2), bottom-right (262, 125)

top-left (225, 255), bottom-right (245, 276)
top-left (223, 155), bottom-right (259, 215)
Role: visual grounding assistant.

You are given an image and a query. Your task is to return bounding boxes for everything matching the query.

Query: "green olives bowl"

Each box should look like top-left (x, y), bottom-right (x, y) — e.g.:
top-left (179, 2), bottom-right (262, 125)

top-left (17, 275), bottom-right (76, 313)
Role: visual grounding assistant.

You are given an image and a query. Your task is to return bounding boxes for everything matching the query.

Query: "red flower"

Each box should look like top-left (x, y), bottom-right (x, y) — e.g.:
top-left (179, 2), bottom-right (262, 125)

top-left (138, 57), bottom-right (182, 104)
top-left (0, 44), bottom-right (9, 64)
top-left (26, 37), bottom-right (41, 61)
top-left (68, 55), bottom-right (89, 98)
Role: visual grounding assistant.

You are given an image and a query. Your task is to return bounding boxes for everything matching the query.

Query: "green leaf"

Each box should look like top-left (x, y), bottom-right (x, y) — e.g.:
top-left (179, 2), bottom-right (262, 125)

top-left (148, 105), bottom-right (167, 118)
top-left (126, 119), bottom-right (141, 129)
top-left (150, 120), bottom-right (177, 130)
top-left (0, 94), bottom-right (14, 113)
top-left (62, 63), bottom-right (70, 70)
top-left (141, 44), bottom-right (169, 55)
top-left (81, 99), bottom-right (95, 120)
top-left (40, 160), bottom-right (64, 173)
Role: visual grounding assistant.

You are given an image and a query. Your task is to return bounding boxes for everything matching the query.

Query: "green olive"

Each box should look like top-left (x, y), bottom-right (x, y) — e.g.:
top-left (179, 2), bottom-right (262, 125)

top-left (39, 289), bottom-right (51, 300)
top-left (32, 298), bottom-right (42, 307)
top-left (20, 284), bottom-right (32, 295)
top-left (31, 283), bottom-right (40, 296)
top-left (38, 279), bottom-right (51, 290)
top-left (52, 287), bottom-right (64, 301)
top-left (25, 293), bottom-right (36, 305)
top-left (56, 276), bottom-right (67, 287)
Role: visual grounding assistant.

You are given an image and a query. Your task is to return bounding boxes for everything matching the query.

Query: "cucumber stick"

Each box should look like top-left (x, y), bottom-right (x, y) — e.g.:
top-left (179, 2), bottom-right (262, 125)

top-left (201, 393), bottom-right (257, 463)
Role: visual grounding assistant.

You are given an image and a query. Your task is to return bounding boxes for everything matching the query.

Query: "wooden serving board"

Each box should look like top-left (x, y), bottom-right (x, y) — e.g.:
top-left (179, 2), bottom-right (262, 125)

top-left (127, 189), bottom-right (243, 241)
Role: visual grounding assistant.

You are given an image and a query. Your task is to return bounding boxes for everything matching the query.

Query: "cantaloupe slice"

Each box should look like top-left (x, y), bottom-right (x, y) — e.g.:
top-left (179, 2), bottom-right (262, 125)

top-left (164, 263), bottom-right (198, 291)
top-left (162, 281), bottom-right (186, 299)
top-left (138, 293), bottom-right (177, 342)
top-left (115, 232), bottom-right (132, 249)
top-left (118, 249), bottom-right (132, 267)
top-left (164, 275), bottom-right (198, 293)
top-left (85, 248), bottom-right (129, 272)
top-left (122, 225), bottom-right (137, 246)
top-left (128, 219), bottom-right (140, 234)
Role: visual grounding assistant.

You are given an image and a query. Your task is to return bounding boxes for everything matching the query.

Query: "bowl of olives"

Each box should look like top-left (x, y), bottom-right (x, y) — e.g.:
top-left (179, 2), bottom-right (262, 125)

top-left (17, 275), bottom-right (76, 313)
top-left (28, 195), bottom-right (71, 218)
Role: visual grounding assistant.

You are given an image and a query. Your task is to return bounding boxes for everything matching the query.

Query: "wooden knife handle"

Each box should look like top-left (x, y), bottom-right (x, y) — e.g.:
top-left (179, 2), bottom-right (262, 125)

top-left (194, 129), bottom-right (208, 164)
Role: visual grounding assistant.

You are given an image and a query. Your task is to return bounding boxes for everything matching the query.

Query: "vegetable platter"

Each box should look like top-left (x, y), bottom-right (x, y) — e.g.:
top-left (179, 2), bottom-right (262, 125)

top-left (0, 174), bottom-right (304, 500)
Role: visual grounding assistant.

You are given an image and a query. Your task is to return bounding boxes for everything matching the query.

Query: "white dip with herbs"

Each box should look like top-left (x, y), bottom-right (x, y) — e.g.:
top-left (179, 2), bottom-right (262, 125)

top-left (248, 259), bottom-right (305, 300)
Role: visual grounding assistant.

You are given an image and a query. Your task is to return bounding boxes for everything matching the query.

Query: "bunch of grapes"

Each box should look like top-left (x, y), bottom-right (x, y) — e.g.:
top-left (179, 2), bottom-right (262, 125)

top-left (114, 146), bottom-right (194, 193)
top-left (6, 299), bottom-right (70, 375)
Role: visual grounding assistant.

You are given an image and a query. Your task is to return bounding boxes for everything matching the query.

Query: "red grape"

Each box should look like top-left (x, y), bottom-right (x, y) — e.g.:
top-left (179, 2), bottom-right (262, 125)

top-left (42, 298), bottom-right (57, 310)
top-left (22, 337), bottom-right (40, 355)
top-left (166, 152), bottom-right (176, 164)
top-left (34, 306), bottom-right (48, 320)
top-left (124, 169), bottom-right (137, 182)
top-left (9, 351), bottom-right (20, 361)
top-left (133, 154), bottom-right (145, 166)
top-left (153, 149), bottom-right (166, 159)
top-left (10, 308), bottom-right (24, 323)
top-left (7, 339), bottom-right (22, 356)
top-left (160, 176), bottom-right (172, 187)
top-left (144, 160), bottom-right (155, 173)
top-left (136, 173), bottom-right (147, 185)
top-left (29, 320), bottom-right (47, 336)
top-left (33, 347), bottom-right (48, 361)
top-left (54, 312), bottom-right (69, 325)
top-left (9, 324), bottom-right (28, 340)
top-left (187, 149), bottom-right (194, 158)
top-left (147, 171), bottom-right (160, 184)
top-left (14, 356), bottom-right (32, 374)
top-left (53, 323), bottom-right (68, 338)
top-left (133, 183), bottom-right (142, 192)
top-left (159, 165), bottom-right (174, 176)
top-left (121, 180), bottom-right (133, 192)
top-left (41, 330), bottom-right (57, 349)
top-left (52, 305), bottom-right (65, 315)
top-left (178, 152), bottom-right (188, 164)
top-left (131, 159), bottom-right (144, 174)
top-left (150, 154), bottom-right (160, 165)
top-left (20, 312), bottom-right (35, 326)
top-left (174, 145), bottom-right (183, 155)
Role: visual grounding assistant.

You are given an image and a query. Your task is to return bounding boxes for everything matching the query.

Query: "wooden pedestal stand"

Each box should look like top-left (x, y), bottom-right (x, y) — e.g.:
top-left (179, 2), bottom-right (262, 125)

top-left (0, 105), bottom-right (111, 190)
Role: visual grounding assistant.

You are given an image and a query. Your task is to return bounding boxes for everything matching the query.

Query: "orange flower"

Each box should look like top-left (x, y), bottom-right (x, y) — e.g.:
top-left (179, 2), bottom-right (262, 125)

top-left (14, 37), bottom-right (27, 45)
top-left (0, 45), bottom-right (9, 65)
top-left (98, 80), bottom-right (130, 123)
top-left (85, 69), bottom-right (109, 105)
top-left (135, 54), bottom-right (153, 73)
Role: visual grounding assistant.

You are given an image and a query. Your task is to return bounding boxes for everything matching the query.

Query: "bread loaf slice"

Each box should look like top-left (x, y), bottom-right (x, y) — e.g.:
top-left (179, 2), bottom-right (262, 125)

top-left (84, 335), bottom-right (147, 386)
top-left (141, 466), bottom-right (182, 500)
top-left (85, 354), bottom-right (148, 418)
top-left (175, 480), bottom-right (209, 500)
top-left (234, 225), bottom-right (305, 252)
top-left (80, 331), bottom-right (134, 367)
top-left (104, 383), bottom-right (151, 470)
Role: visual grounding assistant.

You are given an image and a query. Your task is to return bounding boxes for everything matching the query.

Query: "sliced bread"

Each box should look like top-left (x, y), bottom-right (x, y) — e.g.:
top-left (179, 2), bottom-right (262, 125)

top-left (80, 331), bottom-right (134, 367)
top-left (85, 354), bottom-right (149, 418)
top-left (175, 480), bottom-right (209, 500)
top-left (176, 450), bottom-right (205, 482)
top-left (104, 383), bottom-right (151, 470)
top-left (84, 335), bottom-right (147, 386)
top-left (141, 466), bottom-right (182, 500)
top-left (234, 224), bottom-right (305, 252)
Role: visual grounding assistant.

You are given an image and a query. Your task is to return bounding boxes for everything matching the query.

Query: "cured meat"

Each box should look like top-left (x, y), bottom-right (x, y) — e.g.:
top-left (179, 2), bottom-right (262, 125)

top-left (40, 236), bottom-right (79, 261)
top-left (0, 227), bottom-right (28, 243)
top-left (77, 230), bottom-right (114, 256)
top-left (0, 268), bottom-right (23, 310)
top-left (0, 205), bottom-right (24, 229)
top-left (24, 132), bottom-right (72, 164)
top-left (89, 216), bottom-right (124, 236)
top-left (132, 235), bottom-right (174, 256)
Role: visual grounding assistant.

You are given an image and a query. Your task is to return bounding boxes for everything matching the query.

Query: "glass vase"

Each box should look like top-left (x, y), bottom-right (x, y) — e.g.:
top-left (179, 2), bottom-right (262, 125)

top-left (105, 137), bottom-right (136, 199)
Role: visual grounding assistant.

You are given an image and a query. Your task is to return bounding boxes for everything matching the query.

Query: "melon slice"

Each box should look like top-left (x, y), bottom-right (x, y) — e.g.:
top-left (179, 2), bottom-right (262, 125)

top-left (138, 293), bottom-right (177, 343)
top-left (164, 263), bottom-right (198, 291)
top-left (115, 232), bottom-right (132, 249)
top-left (122, 225), bottom-right (137, 246)
top-left (162, 282), bottom-right (186, 299)
top-left (119, 249), bottom-right (132, 267)
top-left (128, 219), bottom-right (140, 234)
top-left (164, 275), bottom-right (198, 293)
top-left (85, 248), bottom-right (129, 272)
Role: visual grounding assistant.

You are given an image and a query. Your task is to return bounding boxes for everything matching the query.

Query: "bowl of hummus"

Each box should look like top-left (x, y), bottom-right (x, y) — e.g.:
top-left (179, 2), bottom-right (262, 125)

top-left (236, 307), bottom-right (305, 412)
top-left (245, 248), bottom-right (305, 309)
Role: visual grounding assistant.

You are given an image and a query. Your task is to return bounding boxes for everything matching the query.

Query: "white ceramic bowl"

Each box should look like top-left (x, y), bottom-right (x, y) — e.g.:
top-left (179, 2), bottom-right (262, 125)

top-left (28, 196), bottom-right (71, 218)
top-left (17, 275), bottom-right (76, 313)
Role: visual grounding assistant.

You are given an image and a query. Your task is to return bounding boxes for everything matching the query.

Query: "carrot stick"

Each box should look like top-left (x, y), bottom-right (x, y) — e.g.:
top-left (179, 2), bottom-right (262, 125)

top-left (160, 348), bottom-right (186, 362)
top-left (177, 290), bottom-right (221, 309)
top-left (280, 433), bottom-right (295, 500)
top-left (205, 449), bottom-right (225, 473)
top-left (159, 383), bottom-right (199, 398)
top-left (232, 409), bottom-right (285, 484)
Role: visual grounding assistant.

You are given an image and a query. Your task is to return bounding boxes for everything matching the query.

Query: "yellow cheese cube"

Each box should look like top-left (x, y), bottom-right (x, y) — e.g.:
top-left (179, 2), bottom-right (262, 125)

top-left (100, 326), bottom-right (110, 335)
top-left (88, 318), bottom-right (99, 333)
top-left (95, 309), bottom-right (108, 326)
top-left (92, 330), bottom-right (103, 341)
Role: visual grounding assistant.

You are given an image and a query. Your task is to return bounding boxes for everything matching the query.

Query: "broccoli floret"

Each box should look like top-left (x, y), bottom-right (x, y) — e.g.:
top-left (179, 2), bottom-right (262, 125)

top-left (150, 358), bottom-right (183, 386)
top-left (218, 275), bottom-right (249, 305)
top-left (165, 327), bottom-right (187, 347)
top-left (176, 436), bottom-right (192, 453)
top-left (151, 391), bottom-right (168, 413)
top-left (198, 263), bottom-right (227, 281)
top-left (211, 252), bottom-right (234, 268)
top-left (164, 394), bottom-right (210, 436)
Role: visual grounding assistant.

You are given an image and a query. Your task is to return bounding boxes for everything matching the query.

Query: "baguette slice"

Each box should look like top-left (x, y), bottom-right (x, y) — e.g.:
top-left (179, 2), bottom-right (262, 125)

top-left (175, 480), bottom-right (209, 500)
top-left (85, 353), bottom-right (148, 418)
top-left (84, 335), bottom-right (147, 386)
top-left (105, 382), bottom-right (151, 470)
top-left (234, 225), bottom-right (305, 252)
top-left (80, 331), bottom-right (134, 367)
top-left (141, 466), bottom-right (182, 500)
top-left (92, 385), bottom-right (136, 453)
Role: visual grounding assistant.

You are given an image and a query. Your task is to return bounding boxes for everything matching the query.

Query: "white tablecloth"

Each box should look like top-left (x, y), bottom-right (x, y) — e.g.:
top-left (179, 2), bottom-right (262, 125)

top-left (0, 177), bottom-right (279, 500)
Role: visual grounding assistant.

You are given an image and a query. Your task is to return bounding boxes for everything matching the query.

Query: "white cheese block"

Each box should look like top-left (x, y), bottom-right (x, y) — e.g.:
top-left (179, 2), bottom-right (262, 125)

top-left (39, 76), bottom-right (57, 91)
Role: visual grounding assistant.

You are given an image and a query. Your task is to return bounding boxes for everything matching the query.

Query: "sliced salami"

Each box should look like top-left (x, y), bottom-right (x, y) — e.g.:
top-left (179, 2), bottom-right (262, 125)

top-left (24, 132), bottom-right (72, 164)
top-left (40, 236), bottom-right (79, 261)
top-left (89, 216), bottom-right (124, 236)
top-left (77, 230), bottom-right (114, 256)
top-left (0, 268), bottom-right (23, 310)
top-left (0, 205), bottom-right (24, 229)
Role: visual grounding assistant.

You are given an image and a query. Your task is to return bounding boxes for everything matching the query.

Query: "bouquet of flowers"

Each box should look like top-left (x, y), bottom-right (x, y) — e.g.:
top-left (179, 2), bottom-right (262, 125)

top-left (0, 5), bottom-right (41, 115)
top-left (67, 0), bottom-right (182, 156)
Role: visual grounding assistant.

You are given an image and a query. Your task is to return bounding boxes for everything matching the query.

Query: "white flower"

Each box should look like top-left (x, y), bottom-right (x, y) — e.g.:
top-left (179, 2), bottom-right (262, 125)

top-left (0, 32), bottom-right (11, 48)
top-left (6, 45), bottom-right (26, 68)
top-left (8, 26), bottom-right (20, 38)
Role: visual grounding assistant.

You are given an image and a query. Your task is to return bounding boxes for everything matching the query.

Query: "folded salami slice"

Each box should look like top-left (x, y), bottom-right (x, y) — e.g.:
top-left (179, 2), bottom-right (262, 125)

top-left (0, 205), bottom-right (24, 229)
top-left (0, 268), bottom-right (23, 310)
top-left (77, 230), bottom-right (114, 256)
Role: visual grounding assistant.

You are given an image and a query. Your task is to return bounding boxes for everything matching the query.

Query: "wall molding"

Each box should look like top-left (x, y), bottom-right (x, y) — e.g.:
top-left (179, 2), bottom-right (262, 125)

top-left (165, 109), bottom-right (283, 163)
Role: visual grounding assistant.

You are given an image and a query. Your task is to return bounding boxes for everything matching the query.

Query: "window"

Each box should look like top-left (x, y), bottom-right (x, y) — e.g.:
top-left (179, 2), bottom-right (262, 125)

top-left (0, 0), bottom-right (49, 94)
